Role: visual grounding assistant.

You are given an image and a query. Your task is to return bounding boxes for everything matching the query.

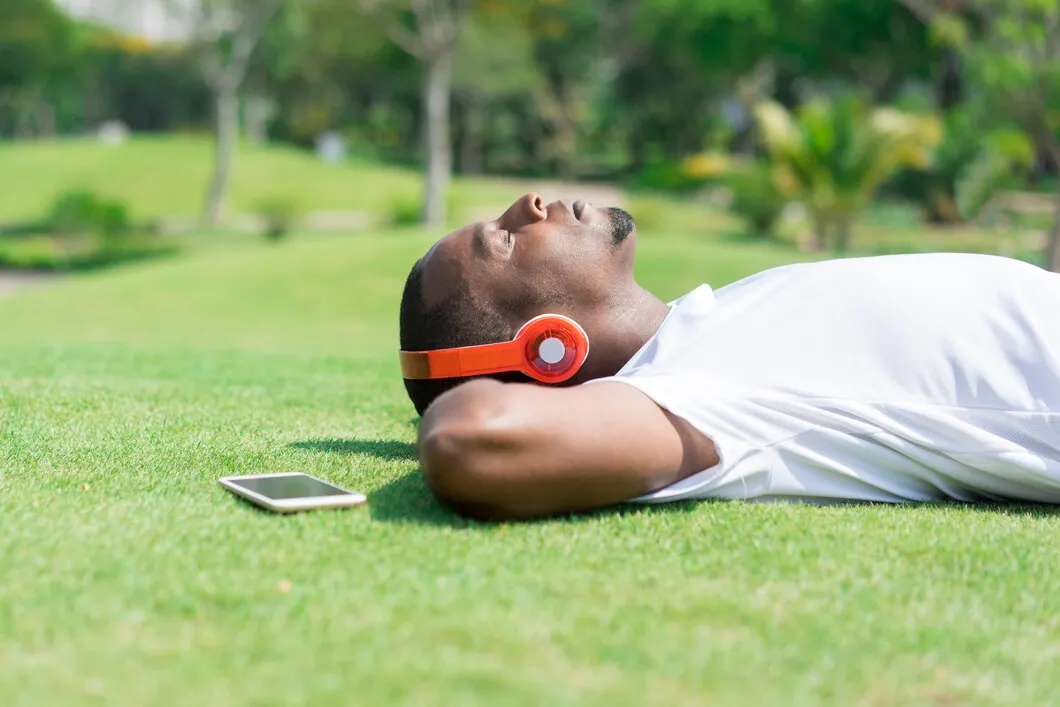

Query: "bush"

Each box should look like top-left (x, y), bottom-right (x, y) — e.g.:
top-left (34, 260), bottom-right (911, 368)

top-left (368, 189), bottom-right (475, 227)
top-left (623, 195), bottom-right (674, 233)
top-left (388, 196), bottom-right (423, 226)
top-left (724, 164), bottom-right (789, 237)
top-left (754, 94), bottom-right (942, 252)
top-left (255, 198), bottom-right (301, 241)
top-left (0, 234), bottom-right (178, 272)
top-left (0, 190), bottom-right (177, 272)
top-left (629, 159), bottom-right (711, 193)
top-left (886, 110), bottom-right (1034, 225)
top-left (386, 193), bottom-right (459, 227)
top-left (47, 190), bottom-right (132, 239)
top-left (0, 220), bottom-right (48, 237)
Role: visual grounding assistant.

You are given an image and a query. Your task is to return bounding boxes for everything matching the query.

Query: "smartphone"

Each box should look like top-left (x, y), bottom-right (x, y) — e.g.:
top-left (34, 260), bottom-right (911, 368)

top-left (219, 472), bottom-right (367, 513)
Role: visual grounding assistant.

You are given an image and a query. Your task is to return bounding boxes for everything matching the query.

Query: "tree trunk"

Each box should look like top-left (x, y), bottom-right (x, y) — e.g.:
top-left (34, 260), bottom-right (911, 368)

top-left (1047, 184), bottom-right (1060, 273)
top-left (460, 93), bottom-right (485, 175)
top-left (83, 80), bottom-right (103, 128)
top-left (33, 86), bottom-right (56, 138)
top-left (553, 115), bottom-right (576, 179)
top-left (244, 92), bottom-right (272, 145)
top-left (1041, 145), bottom-right (1060, 273)
top-left (13, 91), bottom-right (32, 138)
top-left (525, 116), bottom-right (543, 175)
top-left (422, 52), bottom-right (453, 227)
top-left (834, 215), bottom-right (853, 255)
top-left (554, 82), bottom-right (578, 179)
top-left (937, 48), bottom-right (962, 110)
top-left (536, 81), bottom-right (578, 179)
top-left (36, 102), bottom-right (56, 138)
top-left (628, 122), bottom-right (647, 175)
top-left (202, 86), bottom-right (240, 226)
top-left (807, 209), bottom-right (828, 252)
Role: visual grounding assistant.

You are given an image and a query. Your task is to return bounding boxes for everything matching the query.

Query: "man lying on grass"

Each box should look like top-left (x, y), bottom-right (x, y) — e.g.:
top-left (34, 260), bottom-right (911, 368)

top-left (398, 193), bottom-right (1060, 521)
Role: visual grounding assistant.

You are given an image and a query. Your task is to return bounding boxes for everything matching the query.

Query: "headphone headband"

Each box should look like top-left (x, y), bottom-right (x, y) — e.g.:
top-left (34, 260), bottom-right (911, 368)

top-left (399, 313), bottom-right (589, 384)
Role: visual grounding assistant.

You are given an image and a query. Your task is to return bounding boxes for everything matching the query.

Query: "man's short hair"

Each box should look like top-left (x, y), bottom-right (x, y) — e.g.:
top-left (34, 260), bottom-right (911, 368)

top-left (399, 260), bottom-right (521, 415)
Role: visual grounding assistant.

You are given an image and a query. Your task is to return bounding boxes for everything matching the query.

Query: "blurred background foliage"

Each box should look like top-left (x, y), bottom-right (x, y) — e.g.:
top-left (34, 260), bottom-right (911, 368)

top-left (1, 0), bottom-right (1059, 269)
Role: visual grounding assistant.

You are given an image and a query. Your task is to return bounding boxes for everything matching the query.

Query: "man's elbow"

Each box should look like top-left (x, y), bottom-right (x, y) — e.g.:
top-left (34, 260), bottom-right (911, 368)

top-left (419, 426), bottom-right (504, 521)
top-left (418, 382), bottom-right (523, 520)
top-left (419, 422), bottom-right (483, 504)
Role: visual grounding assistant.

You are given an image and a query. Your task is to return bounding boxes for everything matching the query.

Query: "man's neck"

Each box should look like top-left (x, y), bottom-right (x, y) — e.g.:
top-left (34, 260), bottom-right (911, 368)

top-left (580, 286), bottom-right (670, 381)
top-left (615, 286), bottom-right (671, 361)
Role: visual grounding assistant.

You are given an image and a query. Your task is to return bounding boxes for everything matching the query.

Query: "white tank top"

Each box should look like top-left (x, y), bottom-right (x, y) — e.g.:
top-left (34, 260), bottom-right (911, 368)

top-left (601, 253), bottom-right (1060, 504)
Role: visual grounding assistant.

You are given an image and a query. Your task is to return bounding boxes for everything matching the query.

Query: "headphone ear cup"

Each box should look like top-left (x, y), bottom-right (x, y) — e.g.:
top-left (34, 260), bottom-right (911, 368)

top-left (514, 314), bottom-right (589, 384)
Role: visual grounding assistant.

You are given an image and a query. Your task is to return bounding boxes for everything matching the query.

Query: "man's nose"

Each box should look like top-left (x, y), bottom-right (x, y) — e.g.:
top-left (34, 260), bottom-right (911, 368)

top-left (518, 192), bottom-right (547, 223)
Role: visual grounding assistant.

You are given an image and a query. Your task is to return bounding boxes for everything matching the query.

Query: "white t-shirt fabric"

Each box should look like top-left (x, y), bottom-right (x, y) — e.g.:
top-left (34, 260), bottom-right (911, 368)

top-left (599, 253), bottom-right (1060, 504)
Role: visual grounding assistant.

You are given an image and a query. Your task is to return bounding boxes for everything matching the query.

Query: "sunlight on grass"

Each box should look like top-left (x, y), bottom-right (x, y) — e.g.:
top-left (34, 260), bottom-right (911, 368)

top-left (1, 139), bottom-right (1059, 706)
top-left (0, 136), bottom-right (522, 224)
top-left (2, 221), bottom-right (1059, 706)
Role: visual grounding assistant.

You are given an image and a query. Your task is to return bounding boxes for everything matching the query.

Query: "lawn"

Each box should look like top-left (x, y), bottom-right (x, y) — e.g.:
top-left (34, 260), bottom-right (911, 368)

top-left (0, 136), bottom-right (541, 226)
top-left (2, 211), bottom-right (1060, 707)
top-left (1, 136), bottom-right (1048, 266)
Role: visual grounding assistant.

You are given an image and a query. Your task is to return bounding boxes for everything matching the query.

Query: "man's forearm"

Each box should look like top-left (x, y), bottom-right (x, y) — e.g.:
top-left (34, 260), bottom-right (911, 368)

top-left (417, 379), bottom-right (717, 521)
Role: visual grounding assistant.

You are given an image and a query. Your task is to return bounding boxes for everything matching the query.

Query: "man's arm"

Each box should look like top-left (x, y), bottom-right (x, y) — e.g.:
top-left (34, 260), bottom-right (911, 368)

top-left (418, 378), bottom-right (718, 521)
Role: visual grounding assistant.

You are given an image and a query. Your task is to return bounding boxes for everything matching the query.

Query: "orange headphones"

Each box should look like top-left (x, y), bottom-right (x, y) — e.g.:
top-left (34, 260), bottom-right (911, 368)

top-left (399, 314), bottom-right (589, 384)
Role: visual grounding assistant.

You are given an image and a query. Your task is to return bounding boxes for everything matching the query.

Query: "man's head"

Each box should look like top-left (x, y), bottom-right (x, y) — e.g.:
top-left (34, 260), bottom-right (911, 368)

top-left (399, 193), bottom-right (660, 415)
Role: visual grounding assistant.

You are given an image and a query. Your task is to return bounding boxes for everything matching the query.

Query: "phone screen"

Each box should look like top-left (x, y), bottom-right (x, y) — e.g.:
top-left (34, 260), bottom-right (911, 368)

top-left (229, 474), bottom-right (353, 500)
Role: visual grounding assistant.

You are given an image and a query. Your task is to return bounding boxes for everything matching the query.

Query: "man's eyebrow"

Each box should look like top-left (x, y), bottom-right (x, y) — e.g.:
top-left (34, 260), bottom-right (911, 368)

top-left (472, 222), bottom-right (487, 256)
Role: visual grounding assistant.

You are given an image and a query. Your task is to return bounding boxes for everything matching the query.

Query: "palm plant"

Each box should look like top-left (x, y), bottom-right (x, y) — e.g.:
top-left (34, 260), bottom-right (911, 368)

top-left (889, 108), bottom-right (1034, 225)
top-left (754, 94), bottom-right (942, 252)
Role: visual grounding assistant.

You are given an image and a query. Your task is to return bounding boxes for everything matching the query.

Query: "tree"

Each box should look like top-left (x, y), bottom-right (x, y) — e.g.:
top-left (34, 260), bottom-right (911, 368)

top-left (888, 106), bottom-right (1034, 225)
top-left (771, 0), bottom-right (937, 103)
top-left (900, 0), bottom-right (1060, 271)
top-left (754, 93), bottom-right (941, 252)
top-left (0, 0), bottom-right (78, 137)
top-left (359, 0), bottom-right (474, 227)
top-left (252, 0), bottom-right (404, 151)
top-left (165, 0), bottom-right (284, 226)
top-left (243, 1), bottom-right (321, 144)
top-left (613, 0), bottom-right (772, 173)
top-left (452, 11), bottom-right (541, 175)
top-left (0, 0), bottom-right (73, 89)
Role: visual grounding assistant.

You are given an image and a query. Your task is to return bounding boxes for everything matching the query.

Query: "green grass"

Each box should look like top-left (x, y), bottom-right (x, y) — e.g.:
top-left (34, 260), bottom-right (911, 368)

top-left (2, 136), bottom-right (1047, 267)
top-left (0, 136), bottom-right (525, 225)
top-left (2, 220), bottom-right (1060, 706)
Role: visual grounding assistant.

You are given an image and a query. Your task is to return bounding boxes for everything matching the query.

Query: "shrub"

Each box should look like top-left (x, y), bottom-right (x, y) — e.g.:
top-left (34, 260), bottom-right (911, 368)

top-left (887, 110), bottom-right (1034, 225)
top-left (622, 195), bottom-right (673, 233)
top-left (629, 159), bottom-right (709, 193)
top-left (0, 190), bottom-right (177, 272)
top-left (0, 234), bottom-right (178, 272)
top-left (383, 192), bottom-right (464, 227)
top-left (389, 196), bottom-right (424, 226)
top-left (681, 151), bottom-right (733, 182)
top-left (754, 94), bottom-right (942, 252)
top-left (255, 198), bottom-right (301, 241)
top-left (724, 163), bottom-right (789, 237)
top-left (47, 190), bottom-right (132, 239)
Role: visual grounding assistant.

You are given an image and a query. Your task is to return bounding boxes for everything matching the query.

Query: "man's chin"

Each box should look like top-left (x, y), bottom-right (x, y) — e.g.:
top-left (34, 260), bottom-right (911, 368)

top-left (605, 207), bottom-right (636, 246)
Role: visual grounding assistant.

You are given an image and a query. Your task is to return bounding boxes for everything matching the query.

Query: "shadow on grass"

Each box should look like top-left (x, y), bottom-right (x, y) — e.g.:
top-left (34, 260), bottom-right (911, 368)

top-left (290, 438), bottom-right (418, 461)
top-left (290, 436), bottom-right (466, 526)
top-left (367, 480), bottom-right (1060, 528)
top-left (367, 469), bottom-right (712, 528)
top-left (289, 434), bottom-right (708, 526)
top-left (291, 437), bottom-right (1060, 526)
top-left (367, 470), bottom-right (473, 526)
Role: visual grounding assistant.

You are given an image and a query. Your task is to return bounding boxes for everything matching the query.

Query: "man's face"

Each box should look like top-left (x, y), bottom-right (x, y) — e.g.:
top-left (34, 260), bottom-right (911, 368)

top-left (419, 193), bottom-right (638, 325)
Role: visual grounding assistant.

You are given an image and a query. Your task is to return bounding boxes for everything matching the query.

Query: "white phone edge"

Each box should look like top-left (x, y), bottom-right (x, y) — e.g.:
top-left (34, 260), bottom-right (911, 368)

top-left (218, 472), bottom-right (367, 513)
